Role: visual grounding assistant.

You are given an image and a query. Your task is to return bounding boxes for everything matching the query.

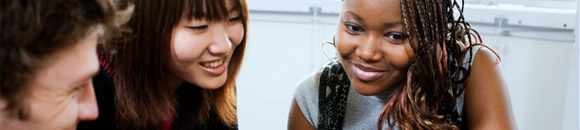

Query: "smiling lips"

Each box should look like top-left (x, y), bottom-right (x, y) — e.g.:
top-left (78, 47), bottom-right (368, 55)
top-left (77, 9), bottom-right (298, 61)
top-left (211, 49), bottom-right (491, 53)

top-left (200, 59), bottom-right (226, 76)
top-left (201, 59), bottom-right (224, 68)
top-left (351, 63), bottom-right (387, 82)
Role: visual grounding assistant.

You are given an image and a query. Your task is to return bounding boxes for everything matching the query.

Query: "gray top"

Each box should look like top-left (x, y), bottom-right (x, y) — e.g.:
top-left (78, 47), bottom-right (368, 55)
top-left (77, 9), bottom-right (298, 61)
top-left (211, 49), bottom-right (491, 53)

top-left (294, 45), bottom-right (483, 130)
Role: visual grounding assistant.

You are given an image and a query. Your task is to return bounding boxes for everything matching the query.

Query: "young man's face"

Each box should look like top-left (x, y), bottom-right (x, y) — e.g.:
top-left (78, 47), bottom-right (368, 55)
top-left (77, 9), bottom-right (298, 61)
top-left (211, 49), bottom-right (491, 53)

top-left (0, 29), bottom-right (100, 130)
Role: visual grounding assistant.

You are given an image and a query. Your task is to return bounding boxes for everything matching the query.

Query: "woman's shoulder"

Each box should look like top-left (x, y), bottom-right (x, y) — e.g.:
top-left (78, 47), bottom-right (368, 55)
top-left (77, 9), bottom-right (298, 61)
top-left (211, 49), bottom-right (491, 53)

top-left (466, 44), bottom-right (504, 87)
top-left (294, 68), bottom-right (323, 109)
top-left (461, 45), bottom-right (500, 66)
top-left (295, 69), bottom-right (322, 97)
top-left (472, 45), bottom-right (501, 66)
top-left (462, 45), bottom-right (516, 129)
top-left (293, 68), bottom-right (324, 128)
top-left (295, 61), bottom-right (346, 91)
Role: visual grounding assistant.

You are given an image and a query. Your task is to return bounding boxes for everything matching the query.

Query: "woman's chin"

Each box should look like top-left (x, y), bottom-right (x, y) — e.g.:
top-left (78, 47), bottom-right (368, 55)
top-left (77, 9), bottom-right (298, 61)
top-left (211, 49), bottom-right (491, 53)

top-left (191, 75), bottom-right (228, 90)
top-left (351, 84), bottom-right (383, 96)
top-left (197, 82), bottom-right (225, 90)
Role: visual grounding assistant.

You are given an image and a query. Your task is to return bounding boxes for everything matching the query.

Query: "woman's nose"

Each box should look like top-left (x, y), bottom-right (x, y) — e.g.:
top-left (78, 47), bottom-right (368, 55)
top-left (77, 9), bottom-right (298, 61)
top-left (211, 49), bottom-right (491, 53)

top-left (207, 25), bottom-right (232, 56)
top-left (356, 35), bottom-right (383, 62)
top-left (77, 83), bottom-right (99, 121)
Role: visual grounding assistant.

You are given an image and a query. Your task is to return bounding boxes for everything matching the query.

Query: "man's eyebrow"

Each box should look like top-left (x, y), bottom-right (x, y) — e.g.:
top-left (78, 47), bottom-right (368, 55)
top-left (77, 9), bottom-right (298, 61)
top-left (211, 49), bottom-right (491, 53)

top-left (67, 70), bottom-right (98, 88)
top-left (75, 70), bottom-right (99, 85)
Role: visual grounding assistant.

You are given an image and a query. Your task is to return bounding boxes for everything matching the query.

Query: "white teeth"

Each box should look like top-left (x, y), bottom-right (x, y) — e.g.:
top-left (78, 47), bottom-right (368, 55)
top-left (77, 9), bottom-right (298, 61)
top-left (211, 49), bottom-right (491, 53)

top-left (201, 59), bottom-right (224, 68)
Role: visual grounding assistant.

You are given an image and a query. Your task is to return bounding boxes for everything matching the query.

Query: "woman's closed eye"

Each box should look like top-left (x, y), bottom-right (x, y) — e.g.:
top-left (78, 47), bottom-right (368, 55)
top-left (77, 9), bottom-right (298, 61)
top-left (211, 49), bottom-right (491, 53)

top-left (187, 25), bottom-right (208, 31)
top-left (229, 16), bottom-right (241, 22)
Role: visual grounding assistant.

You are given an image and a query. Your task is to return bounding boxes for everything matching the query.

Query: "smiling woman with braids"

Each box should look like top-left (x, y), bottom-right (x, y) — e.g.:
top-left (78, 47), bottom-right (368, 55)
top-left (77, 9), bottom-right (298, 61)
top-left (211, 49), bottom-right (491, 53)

top-left (288, 0), bottom-right (516, 129)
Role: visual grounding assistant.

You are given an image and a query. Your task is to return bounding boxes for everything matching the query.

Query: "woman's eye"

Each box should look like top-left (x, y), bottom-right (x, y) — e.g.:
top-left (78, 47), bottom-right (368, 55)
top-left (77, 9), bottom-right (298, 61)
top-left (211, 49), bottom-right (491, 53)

top-left (345, 23), bottom-right (362, 32)
top-left (385, 32), bottom-right (407, 41)
top-left (229, 16), bottom-right (241, 22)
top-left (187, 25), bottom-right (208, 30)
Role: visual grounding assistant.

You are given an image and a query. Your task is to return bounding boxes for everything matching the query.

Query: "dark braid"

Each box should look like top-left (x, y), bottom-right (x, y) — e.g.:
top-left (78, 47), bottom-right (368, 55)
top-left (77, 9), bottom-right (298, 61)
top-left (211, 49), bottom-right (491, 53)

top-left (401, 0), bottom-right (415, 50)
top-left (378, 0), bottom-right (477, 129)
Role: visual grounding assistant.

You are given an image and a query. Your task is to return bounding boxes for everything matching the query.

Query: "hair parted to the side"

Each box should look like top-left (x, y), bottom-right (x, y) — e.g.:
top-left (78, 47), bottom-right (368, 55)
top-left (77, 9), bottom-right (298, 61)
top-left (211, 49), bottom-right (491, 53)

top-left (377, 0), bottom-right (484, 129)
top-left (0, 0), bottom-right (132, 120)
top-left (108, 0), bottom-right (248, 128)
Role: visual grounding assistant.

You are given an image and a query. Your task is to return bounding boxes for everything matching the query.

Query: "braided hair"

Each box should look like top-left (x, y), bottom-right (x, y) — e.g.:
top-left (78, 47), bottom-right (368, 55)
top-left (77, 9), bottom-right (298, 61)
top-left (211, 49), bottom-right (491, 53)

top-left (377, 0), bottom-right (480, 129)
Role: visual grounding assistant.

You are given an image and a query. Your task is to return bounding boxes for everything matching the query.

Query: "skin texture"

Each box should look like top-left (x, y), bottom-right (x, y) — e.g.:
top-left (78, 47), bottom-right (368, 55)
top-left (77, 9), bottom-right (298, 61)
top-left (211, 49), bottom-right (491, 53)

top-left (463, 47), bottom-right (517, 130)
top-left (288, 0), bottom-right (516, 129)
top-left (169, 0), bottom-right (244, 89)
top-left (288, 99), bottom-right (316, 130)
top-left (0, 29), bottom-right (100, 130)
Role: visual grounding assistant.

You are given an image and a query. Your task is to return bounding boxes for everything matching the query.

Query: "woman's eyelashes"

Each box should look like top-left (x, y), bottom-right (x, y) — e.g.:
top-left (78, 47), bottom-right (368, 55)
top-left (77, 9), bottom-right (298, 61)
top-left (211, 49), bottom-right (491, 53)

top-left (187, 25), bottom-right (208, 31)
top-left (344, 23), bottom-right (363, 34)
top-left (229, 16), bottom-right (241, 22)
top-left (344, 22), bottom-right (407, 43)
top-left (186, 16), bottom-right (240, 31)
top-left (384, 32), bottom-right (408, 43)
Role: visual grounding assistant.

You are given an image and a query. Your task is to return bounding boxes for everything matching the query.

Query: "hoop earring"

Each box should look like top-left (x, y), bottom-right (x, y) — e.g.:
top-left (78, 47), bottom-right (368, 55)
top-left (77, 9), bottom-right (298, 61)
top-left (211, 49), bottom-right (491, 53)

top-left (321, 41), bottom-right (337, 63)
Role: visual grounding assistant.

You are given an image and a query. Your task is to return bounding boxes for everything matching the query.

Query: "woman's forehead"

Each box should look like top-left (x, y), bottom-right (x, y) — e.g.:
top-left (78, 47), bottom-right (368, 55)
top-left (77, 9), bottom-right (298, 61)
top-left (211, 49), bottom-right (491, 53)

top-left (342, 0), bottom-right (403, 23)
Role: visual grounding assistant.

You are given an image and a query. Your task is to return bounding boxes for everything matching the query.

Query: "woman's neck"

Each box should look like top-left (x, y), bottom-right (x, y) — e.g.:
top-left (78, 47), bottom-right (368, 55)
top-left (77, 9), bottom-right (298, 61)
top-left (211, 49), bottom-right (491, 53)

top-left (375, 79), bottom-right (406, 100)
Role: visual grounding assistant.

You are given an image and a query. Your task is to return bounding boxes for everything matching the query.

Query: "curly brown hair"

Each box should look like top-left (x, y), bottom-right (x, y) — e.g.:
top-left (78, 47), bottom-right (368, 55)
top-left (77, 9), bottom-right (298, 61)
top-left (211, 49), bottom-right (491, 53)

top-left (1, 0), bottom-right (132, 119)
top-left (377, 0), bottom-right (484, 129)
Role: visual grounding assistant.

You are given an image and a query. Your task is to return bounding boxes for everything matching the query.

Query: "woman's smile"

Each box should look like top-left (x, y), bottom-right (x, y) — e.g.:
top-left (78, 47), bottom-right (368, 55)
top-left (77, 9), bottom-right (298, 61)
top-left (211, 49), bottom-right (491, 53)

top-left (200, 58), bottom-right (227, 76)
top-left (350, 61), bottom-right (389, 82)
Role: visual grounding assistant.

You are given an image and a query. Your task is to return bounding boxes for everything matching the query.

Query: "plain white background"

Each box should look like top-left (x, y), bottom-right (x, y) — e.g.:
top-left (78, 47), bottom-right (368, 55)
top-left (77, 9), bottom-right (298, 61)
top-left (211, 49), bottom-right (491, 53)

top-left (236, 0), bottom-right (579, 129)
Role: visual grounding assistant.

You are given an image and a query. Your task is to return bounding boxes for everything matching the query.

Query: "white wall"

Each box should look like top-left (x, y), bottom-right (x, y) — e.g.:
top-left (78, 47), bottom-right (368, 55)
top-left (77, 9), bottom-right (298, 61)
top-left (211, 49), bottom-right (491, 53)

top-left (480, 34), bottom-right (575, 130)
top-left (236, 11), bottom-right (338, 130)
top-left (236, 0), bottom-right (579, 130)
top-left (563, 3), bottom-right (580, 130)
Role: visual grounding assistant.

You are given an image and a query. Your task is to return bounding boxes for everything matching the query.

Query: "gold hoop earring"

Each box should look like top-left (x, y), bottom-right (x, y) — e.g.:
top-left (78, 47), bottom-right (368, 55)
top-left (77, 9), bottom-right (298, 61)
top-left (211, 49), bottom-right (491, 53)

top-left (321, 41), bottom-right (337, 63)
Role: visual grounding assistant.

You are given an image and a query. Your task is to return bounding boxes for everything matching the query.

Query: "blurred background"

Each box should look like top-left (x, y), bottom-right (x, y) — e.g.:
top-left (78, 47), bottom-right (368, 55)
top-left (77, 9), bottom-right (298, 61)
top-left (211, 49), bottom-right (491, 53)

top-left (235, 0), bottom-right (579, 129)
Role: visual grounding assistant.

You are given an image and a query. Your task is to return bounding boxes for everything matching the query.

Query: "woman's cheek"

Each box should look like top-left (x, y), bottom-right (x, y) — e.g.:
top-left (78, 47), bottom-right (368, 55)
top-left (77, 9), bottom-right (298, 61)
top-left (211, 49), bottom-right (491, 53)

top-left (335, 34), bottom-right (357, 58)
top-left (385, 44), bottom-right (414, 69)
top-left (172, 30), bottom-right (204, 62)
top-left (229, 23), bottom-right (244, 48)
